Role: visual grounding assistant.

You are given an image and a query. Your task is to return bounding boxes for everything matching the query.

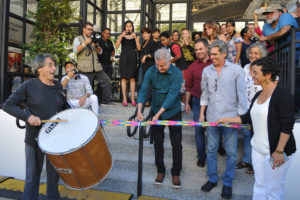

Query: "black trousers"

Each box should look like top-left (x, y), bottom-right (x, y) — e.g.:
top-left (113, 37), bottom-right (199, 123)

top-left (81, 70), bottom-right (112, 103)
top-left (152, 111), bottom-right (182, 176)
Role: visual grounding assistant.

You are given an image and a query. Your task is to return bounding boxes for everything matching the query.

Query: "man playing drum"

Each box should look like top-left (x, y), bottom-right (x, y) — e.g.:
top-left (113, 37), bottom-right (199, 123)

top-left (2, 54), bottom-right (70, 200)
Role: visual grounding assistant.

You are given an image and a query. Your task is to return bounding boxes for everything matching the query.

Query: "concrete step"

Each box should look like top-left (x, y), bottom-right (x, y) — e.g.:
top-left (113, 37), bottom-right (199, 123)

top-left (39, 105), bottom-right (254, 200)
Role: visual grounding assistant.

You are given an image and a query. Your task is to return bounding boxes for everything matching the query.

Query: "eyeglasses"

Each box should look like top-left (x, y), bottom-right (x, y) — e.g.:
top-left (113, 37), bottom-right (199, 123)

top-left (214, 79), bottom-right (218, 92)
top-left (85, 28), bottom-right (93, 31)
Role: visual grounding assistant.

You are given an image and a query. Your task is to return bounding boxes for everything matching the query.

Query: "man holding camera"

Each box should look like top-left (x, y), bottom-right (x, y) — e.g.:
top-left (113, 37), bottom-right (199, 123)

top-left (73, 22), bottom-right (113, 106)
top-left (61, 61), bottom-right (99, 116)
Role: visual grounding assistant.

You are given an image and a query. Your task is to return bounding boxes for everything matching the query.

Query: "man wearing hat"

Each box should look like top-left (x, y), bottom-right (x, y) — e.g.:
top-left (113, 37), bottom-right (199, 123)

top-left (259, 4), bottom-right (299, 43)
top-left (61, 61), bottom-right (99, 116)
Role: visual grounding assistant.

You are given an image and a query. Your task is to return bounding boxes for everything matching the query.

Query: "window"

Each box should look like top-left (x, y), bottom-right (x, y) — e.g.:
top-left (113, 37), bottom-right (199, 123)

top-left (172, 3), bottom-right (186, 21)
top-left (87, 3), bottom-right (94, 23)
top-left (107, 14), bottom-right (122, 33)
top-left (107, 0), bottom-right (122, 11)
top-left (9, 17), bottom-right (23, 45)
top-left (156, 4), bottom-right (170, 21)
top-left (125, 0), bottom-right (141, 10)
top-left (10, 0), bottom-right (24, 17)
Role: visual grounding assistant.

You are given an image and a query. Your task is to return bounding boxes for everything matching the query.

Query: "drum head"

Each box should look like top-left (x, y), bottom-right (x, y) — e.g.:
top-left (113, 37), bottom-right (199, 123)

top-left (38, 108), bottom-right (98, 155)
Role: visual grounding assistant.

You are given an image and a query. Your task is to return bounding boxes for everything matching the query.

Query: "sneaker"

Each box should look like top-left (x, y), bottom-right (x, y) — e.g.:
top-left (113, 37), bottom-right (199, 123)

top-left (154, 173), bottom-right (165, 185)
top-left (101, 102), bottom-right (115, 106)
top-left (172, 176), bottom-right (181, 189)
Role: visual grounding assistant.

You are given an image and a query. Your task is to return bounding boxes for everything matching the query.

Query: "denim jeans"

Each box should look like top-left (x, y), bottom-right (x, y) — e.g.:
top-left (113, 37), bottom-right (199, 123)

top-left (238, 127), bottom-right (252, 164)
top-left (206, 126), bottom-right (237, 187)
top-left (152, 111), bottom-right (182, 176)
top-left (191, 96), bottom-right (206, 161)
top-left (23, 144), bottom-right (60, 200)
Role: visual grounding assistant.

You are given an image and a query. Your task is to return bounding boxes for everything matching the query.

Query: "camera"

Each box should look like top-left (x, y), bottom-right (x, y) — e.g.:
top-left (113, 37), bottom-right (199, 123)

top-left (67, 69), bottom-right (81, 80)
top-left (126, 32), bottom-right (132, 35)
top-left (91, 32), bottom-right (101, 44)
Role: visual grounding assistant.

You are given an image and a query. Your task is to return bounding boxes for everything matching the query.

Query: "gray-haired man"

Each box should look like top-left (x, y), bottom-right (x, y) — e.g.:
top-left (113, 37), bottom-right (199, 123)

top-left (199, 40), bottom-right (247, 199)
top-left (137, 49), bottom-right (183, 188)
top-left (2, 54), bottom-right (70, 200)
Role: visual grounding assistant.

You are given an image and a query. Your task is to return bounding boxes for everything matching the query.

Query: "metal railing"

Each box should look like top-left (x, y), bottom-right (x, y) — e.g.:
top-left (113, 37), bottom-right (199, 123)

top-left (268, 28), bottom-right (300, 118)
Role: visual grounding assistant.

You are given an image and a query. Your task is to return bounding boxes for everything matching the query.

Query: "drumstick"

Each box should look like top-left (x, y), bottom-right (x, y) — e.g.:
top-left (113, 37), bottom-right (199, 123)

top-left (41, 119), bottom-right (68, 123)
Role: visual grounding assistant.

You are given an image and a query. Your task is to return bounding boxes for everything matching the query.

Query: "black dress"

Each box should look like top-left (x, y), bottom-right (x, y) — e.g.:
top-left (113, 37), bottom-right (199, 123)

top-left (140, 38), bottom-right (160, 75)
top-left (120, 37), bottom-right (138, 79)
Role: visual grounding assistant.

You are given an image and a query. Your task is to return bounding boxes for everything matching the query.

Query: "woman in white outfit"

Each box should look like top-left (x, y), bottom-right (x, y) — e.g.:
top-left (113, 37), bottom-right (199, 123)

top-left (218, 57), bottom-right (296, 200)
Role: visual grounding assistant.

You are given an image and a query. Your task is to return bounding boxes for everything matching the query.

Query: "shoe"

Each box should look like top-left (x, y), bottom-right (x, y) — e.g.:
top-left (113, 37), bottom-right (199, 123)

top-left (154, 173), bottom-right (165, 185)
top-left (245, 165), bottom-right (254, 174)
top-left (197, 159), bottom-right (206, 168)
top-left (218, 145), bottom-right (226, 156)
top-left (131, 102), bottom-right (136, 106)
top-left (122, 102), bottom-right (128, 106)
top-left (172, 176), bottom-right (181, 189)
top-left (201, 181), bottom-right (217, 192)
top-left (101, 102), bottom-right (116, 106)
top-left (221, 185), bottom-right (232, 199)
top-left (236, 161), bottom-right (251, 169)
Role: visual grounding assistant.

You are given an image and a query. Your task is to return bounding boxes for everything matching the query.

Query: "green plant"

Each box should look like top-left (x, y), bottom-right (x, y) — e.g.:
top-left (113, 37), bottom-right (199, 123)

top-left (23, 0), bottom-right (79, 64)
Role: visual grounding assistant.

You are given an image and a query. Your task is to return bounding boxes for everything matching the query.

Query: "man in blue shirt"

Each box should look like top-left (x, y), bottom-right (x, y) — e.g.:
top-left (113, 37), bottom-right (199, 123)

top-left (200, 40), bottom-right (247, 199)
top-left (260, 5), bottom-right (299, 43)
top-left (137, 48), bottom-right (183, 189)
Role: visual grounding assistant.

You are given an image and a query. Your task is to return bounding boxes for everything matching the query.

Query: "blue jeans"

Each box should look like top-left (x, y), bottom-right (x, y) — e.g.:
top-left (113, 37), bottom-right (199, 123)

top-left (206, 126), bottom-right (237, 187)
top-left (191, 96), bottom-right (206, 161)
top-left (23, 144), bottom-right (60, 200)
top-left (239, 127), bottom-right (252, 164)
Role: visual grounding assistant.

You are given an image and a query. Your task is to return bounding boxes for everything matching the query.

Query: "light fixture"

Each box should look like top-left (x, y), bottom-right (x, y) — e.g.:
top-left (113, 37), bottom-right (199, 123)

top-left (192, 4), bottom-right (199, 12)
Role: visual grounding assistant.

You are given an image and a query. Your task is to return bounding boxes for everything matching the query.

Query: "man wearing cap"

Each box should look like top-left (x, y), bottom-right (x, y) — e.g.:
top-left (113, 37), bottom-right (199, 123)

top-left (259, 5), bottom-right (299, 43)
top-left (73, 22), bottom-right (113, 106)
top-left (61, 61), bottom-right (99, 116)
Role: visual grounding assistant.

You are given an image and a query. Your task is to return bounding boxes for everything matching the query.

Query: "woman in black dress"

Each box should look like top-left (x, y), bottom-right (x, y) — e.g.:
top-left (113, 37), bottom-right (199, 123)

top-left (115, 20), bottom-right (141, 106)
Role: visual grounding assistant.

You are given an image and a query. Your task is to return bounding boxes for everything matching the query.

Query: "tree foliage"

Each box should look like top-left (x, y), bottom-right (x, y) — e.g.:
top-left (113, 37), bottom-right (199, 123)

top-left (23, 0), bottom-right (79, 64)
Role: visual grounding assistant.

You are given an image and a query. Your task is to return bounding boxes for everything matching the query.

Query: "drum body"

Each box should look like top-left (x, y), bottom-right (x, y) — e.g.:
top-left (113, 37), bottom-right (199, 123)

top-left (38, 108), bottom-right (113, 190)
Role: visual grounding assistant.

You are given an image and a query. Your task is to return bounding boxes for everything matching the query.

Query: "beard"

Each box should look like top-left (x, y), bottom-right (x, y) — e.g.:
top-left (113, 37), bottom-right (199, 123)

top-left (267, 12), bottom-right (279, 24)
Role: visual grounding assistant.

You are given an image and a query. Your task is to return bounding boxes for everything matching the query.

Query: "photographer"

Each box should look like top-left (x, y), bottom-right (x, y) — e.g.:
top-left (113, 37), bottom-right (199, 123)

top-left (73, 22), bottom-right (113, 106)
top-left (61, 61), bottom-right (99, 116)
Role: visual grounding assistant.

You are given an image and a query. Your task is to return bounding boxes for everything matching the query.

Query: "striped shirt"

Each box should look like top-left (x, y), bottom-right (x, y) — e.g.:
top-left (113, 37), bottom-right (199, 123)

top-left (61, 74), bottom-right (93, 100)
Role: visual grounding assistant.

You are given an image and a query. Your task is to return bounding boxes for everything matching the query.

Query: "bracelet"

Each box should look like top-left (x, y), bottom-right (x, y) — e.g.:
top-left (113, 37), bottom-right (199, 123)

top-left (275, 149), bottom-right (284, 154)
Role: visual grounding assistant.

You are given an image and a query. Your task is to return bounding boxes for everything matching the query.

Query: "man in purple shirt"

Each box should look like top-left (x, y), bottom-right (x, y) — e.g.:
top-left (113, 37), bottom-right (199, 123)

top-left (184, 39), bottom-right (212, 167)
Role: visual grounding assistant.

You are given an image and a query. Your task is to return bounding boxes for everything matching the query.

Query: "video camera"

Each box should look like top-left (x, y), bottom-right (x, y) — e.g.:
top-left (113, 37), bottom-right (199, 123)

top-left (91, 32), bottom-right (101, 44)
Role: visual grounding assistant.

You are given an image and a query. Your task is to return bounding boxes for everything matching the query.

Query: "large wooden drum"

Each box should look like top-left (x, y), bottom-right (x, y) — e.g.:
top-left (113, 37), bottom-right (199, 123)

top-left (38, 108), bottom-right (113, 190)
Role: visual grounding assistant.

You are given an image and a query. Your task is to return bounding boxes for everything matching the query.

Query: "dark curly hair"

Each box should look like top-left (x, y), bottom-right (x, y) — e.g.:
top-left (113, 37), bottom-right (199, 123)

top-left (251, 57), bottom-right (280, 82)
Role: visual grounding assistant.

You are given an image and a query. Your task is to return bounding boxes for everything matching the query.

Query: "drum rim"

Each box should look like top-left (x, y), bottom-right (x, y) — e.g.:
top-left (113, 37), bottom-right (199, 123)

top-left (37, 108), bottom-right (99, 155)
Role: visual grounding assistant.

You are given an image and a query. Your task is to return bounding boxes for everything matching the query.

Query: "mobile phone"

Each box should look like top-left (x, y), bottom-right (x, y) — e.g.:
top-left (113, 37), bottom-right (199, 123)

top-left (126, 32), bottom-right (132, 35)
top-left (269, 152), bottom-right (289, 168)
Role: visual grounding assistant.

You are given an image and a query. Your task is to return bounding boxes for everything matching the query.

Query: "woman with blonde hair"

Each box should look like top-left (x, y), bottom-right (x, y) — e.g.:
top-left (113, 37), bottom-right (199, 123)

top-left (202, 21), bottom-right (226, 44)
top-left (179, 28), bottom-right (195, 67)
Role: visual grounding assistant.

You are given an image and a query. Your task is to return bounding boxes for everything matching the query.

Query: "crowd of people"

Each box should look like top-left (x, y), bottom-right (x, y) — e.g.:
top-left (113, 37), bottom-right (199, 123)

top-left (2, 3), bottom-right (299, 200)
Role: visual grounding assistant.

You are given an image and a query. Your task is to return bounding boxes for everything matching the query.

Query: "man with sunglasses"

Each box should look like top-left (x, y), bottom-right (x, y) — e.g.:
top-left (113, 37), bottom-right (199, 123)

top-left (199, 40), bottom-right (247, 199)
top-left (73, 22), bottom-right (113, 106)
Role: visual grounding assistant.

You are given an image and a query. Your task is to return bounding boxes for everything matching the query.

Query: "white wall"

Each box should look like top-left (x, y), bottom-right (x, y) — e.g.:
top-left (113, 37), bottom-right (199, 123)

top-left (0, 109), bottom-right (25, 180)
top-left (285, 121), bottom-right (300, 199)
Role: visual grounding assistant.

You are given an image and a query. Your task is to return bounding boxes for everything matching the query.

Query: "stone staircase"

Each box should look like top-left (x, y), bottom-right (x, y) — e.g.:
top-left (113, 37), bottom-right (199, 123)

top-left (41, 103), bottom-right (254, 199)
